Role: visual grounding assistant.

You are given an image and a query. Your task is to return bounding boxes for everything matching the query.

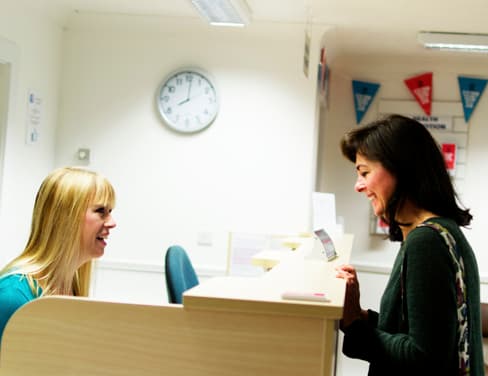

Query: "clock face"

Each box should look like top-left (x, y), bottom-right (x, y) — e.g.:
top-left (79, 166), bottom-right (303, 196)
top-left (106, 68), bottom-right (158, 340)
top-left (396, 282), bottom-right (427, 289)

top-left (156, 69), bottom-right (219, 133)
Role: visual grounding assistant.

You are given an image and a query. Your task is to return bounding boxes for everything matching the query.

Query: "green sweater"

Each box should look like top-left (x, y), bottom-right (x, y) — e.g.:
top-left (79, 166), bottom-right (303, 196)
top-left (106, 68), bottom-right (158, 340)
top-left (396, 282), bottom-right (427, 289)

top-left (342, 217), bottom-right (484, 375)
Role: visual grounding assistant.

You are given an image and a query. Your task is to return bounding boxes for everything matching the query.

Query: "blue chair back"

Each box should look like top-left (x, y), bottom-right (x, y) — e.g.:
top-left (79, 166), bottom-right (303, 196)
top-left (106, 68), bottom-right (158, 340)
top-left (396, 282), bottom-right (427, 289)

top-left (165, 245), bottom-right (199, 304)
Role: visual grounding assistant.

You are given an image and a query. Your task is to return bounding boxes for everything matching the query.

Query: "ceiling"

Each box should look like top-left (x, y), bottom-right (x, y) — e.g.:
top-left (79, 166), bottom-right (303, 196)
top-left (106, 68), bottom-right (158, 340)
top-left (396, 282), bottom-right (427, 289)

top-left (27, 0), bottom-right (488, 58)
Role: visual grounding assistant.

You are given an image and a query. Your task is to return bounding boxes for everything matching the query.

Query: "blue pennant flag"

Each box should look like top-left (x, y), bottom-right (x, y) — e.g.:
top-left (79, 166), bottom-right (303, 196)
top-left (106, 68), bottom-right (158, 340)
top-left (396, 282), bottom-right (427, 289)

top-left (352, 80), bottom-right (380, 124)
top-left (458, 76), bottom-right (488, 122)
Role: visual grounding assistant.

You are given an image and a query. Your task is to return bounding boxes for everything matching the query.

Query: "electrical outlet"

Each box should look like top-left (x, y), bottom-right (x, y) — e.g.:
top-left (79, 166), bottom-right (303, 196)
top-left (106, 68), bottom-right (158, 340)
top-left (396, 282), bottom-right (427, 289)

top-left (197, 232), bottom-right (213, 246)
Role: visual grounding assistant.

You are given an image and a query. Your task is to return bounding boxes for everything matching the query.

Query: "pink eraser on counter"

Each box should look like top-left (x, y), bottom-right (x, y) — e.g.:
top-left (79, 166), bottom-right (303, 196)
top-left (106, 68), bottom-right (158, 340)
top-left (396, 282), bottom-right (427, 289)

top-left (281, 291), bottom-right (330, 302)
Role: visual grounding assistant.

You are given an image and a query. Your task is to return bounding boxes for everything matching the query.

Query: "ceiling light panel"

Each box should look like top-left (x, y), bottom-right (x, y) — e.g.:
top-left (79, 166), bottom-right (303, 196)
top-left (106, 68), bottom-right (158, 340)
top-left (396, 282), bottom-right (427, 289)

top-left (191, 0), bottom-right (252, 27)
top-left (418, 31), bottom-right (488, 53)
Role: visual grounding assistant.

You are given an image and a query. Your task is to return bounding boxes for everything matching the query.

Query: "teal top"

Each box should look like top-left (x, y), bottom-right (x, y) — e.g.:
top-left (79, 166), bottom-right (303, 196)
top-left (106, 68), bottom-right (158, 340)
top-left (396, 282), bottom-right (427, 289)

top-left (0, 274), bottom-right (40, 345)
top-left (342, 217), bottom-right (484, 375)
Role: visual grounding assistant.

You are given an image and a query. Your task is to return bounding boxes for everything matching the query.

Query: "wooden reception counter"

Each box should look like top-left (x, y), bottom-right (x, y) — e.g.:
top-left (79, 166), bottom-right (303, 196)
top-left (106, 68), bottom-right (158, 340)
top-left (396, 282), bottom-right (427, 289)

top-left (0, 234), bottom-right (353, 376)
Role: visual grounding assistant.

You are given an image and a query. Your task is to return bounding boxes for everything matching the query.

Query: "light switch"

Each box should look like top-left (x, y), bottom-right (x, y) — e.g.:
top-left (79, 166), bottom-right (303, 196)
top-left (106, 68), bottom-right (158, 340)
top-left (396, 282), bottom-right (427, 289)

top-left (77, 148), bottom-right (90, 163)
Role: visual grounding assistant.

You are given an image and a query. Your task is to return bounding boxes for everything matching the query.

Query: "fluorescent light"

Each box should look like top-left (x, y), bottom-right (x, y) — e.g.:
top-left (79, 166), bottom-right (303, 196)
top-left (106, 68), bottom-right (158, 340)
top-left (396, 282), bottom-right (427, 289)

top-left (418, 31), bottom-right (488, 53)
top-left (190, 0), bottom-right (252, 27)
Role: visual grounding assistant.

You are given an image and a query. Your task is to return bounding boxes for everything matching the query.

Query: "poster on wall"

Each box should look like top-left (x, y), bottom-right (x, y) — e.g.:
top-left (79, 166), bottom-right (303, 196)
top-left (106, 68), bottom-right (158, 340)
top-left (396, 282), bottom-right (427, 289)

top-left (404, 72), bottom-right (433, 116)
top-left (303, 30), bottom-right (311, 78)
top-left (441, 143), bottom-right (457, 177)
top-left (26, 89), bottom-right (42, 144)
top-left (352, 80), bottom-right (380, 124)
top-left (458, 76), bottom-right (488, 122)
top-left (317, 47), bottom-right (330, 107)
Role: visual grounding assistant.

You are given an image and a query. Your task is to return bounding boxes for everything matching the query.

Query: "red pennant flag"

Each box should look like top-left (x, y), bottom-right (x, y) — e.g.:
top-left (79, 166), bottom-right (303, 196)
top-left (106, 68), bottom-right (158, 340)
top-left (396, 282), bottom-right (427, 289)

top-left (442, 143), bottom-right (456, 176)
top-left (404, 72), bottom-right (433, 115)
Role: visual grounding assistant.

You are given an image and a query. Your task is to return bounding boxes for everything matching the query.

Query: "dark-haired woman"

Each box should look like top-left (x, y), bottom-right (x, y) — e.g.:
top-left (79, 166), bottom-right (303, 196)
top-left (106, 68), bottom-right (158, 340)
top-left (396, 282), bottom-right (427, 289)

top-left (336, 114), bottom-right (484, 375)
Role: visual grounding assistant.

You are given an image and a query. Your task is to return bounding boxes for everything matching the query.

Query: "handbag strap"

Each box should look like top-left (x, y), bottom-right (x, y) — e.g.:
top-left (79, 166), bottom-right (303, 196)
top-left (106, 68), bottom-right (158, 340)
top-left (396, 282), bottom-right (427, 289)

top-left (401, 221), bottom-right (470, 375)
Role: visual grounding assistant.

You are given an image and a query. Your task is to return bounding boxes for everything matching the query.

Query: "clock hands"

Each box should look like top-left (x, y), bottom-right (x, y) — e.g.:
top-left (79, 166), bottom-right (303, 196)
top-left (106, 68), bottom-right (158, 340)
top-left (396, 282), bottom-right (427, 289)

top-left (178, 91), bottom-right (204, 106)
top-left (178, 92), bottom-right (205, 106)
top-left (177, 78), bottom-right (193, 106)
top-left (186, 77), bottom-right (193, 98)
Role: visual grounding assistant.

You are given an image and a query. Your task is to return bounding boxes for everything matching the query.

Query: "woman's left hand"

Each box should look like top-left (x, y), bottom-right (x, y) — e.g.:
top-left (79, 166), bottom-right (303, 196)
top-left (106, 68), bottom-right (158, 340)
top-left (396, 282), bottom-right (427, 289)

top-left (335, 264), bottom-right (363, 328)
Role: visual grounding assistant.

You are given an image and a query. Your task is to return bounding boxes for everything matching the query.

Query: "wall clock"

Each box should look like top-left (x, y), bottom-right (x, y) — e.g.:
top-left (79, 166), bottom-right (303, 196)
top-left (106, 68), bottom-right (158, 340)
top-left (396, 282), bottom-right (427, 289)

top-left (156, 68), bottom-right (219, 133)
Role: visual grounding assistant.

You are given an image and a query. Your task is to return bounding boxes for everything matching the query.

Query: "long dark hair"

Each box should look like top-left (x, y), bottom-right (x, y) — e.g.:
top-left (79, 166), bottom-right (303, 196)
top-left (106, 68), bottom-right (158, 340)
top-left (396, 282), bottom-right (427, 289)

top-left (340, 114), bottom-right (472, 241)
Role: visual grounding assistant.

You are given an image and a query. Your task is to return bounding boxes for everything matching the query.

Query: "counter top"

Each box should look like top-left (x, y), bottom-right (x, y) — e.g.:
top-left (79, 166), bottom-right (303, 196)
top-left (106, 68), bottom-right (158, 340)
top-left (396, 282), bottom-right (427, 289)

top-left (183, 234), bottom-right (354, 319)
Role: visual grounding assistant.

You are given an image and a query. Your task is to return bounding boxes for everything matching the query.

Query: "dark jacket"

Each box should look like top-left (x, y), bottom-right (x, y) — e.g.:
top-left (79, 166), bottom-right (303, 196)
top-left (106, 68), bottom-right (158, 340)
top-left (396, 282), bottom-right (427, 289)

top-left (342, 217), bottom-right (484, 375)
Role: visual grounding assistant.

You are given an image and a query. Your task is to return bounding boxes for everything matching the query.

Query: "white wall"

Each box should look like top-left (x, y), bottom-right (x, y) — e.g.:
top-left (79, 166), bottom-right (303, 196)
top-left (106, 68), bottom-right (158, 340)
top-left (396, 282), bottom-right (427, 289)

top-left (55, 14), bottom-right (328, 289)
top-left (0, 2), bottom-right (62, 267)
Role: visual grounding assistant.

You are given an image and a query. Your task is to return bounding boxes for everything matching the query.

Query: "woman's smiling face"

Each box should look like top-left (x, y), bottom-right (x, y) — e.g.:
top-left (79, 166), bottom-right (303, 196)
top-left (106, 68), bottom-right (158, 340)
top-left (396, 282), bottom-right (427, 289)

top-left (354, 153), bottom-right (397, 218)
top-left (80, 203), bottom-right (116, 265)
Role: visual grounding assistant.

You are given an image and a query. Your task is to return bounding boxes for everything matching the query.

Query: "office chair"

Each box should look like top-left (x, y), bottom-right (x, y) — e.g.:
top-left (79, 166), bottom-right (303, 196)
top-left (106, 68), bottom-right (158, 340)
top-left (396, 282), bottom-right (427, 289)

top-left (165, 245), bottom-right (199, 304)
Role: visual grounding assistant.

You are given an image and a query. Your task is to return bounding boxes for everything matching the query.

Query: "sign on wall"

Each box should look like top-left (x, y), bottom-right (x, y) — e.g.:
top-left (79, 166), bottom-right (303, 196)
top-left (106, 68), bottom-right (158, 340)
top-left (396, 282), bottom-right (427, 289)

top-left (352, 80), bottom-right (380, 124)
top-left (404, 72), bottom-right (433, 116)
top-left (458, 76), bottom-right (488, 122)
top-left (26, 89), bottom-right (42, 144)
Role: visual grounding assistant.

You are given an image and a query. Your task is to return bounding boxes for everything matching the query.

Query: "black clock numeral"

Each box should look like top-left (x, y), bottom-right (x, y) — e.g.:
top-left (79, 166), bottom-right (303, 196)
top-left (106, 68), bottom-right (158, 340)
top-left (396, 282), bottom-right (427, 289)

top-left (176, 78), bottom-right (183, 85)
top-left (185, 74), bottom-right (193, 82)
top-left (164, 107), bottom-right (172, 114)
top-left (168, 86), bottom-right (175, 93)
top-left (161, 95), bottom-right (170, 103)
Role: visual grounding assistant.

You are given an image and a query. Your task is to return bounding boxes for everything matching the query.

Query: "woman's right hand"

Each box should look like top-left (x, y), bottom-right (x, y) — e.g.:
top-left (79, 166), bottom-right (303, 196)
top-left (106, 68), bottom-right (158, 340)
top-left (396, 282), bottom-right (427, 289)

top-left (335, 264), bottom-right (364, 328)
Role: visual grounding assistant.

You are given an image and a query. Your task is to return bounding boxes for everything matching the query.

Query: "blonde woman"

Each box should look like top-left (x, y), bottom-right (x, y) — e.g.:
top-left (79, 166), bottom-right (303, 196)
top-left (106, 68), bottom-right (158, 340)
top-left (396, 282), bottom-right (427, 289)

top-left (0, 167), bottom-right (116, 343)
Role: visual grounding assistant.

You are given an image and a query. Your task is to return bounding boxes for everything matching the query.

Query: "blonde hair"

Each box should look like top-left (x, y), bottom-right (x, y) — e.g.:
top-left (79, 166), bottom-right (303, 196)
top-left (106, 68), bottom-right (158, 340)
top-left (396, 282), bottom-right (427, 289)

top-left (0, 167), bottom-right (115, 297)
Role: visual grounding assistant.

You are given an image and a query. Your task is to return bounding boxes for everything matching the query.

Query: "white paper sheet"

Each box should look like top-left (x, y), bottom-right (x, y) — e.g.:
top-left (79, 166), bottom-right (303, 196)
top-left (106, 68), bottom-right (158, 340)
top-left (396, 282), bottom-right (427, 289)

top-left (312, 192), bottom-right (337, 233)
